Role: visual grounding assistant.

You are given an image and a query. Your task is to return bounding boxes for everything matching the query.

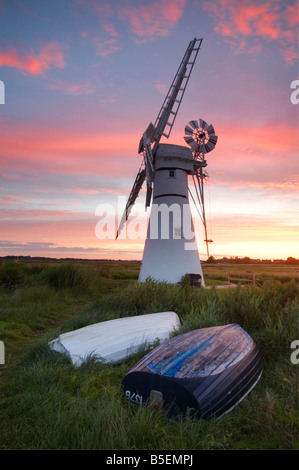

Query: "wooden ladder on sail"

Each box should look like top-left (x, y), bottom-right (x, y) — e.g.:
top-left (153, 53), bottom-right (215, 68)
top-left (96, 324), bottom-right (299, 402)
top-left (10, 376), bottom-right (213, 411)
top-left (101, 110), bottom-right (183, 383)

top-left (153, 38), bottom-right (203, 144)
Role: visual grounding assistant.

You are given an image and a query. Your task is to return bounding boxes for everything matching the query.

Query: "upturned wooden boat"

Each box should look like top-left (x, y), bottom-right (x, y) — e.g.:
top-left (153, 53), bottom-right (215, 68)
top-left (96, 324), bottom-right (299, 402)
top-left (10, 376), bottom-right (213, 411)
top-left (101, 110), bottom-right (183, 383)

top-left (122, 324), bottom-right (262, 419)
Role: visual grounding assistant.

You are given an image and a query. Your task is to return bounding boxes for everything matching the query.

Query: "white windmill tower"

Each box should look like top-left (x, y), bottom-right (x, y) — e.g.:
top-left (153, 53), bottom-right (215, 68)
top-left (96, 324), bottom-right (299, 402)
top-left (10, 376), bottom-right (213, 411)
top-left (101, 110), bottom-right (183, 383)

top-left (116, 38), bottom-right (218, 286)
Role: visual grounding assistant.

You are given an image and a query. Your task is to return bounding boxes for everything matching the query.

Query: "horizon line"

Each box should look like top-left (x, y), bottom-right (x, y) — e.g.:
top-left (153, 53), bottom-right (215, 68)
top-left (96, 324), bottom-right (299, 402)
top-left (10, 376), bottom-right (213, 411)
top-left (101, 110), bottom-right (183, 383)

top-left (0, 255), bottom-right (298, 263)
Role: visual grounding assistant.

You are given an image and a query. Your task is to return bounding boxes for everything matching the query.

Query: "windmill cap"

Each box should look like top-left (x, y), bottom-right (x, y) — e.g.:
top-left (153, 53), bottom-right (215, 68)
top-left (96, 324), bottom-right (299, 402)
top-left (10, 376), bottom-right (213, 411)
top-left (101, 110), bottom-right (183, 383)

top-left (155, 143), bottom-right (193, 160)
top-left (155, 144), bottom-right (195, 173)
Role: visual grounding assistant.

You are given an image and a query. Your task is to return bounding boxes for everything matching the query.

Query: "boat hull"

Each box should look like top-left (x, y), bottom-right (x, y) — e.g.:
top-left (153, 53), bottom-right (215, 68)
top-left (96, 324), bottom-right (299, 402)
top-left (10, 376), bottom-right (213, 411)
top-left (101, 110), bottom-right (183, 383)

top-left (48, 311), bottom-right (180, 367)
top-left (122, 324), bottom-right (262, 419)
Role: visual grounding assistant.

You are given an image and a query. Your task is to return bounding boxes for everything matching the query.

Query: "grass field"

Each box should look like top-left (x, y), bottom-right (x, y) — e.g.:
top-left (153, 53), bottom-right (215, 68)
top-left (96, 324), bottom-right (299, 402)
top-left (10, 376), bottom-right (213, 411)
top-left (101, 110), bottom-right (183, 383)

top-left (0, 259), bottom-right (298, 450)
top-left (203, 263), bottom-right (299, 286)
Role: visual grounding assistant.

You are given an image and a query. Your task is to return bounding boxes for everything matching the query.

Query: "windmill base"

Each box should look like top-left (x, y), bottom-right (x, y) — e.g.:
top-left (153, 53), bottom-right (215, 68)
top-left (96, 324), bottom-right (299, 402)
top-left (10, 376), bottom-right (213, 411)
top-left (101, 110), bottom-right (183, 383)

top-left (138, 237), bottom-right (205, 286)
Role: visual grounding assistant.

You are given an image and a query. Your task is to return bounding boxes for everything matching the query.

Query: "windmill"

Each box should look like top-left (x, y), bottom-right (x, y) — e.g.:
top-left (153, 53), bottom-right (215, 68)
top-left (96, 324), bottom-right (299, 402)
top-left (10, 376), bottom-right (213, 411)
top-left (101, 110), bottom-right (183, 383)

top-left (116, 38), bottom-right (218, 286)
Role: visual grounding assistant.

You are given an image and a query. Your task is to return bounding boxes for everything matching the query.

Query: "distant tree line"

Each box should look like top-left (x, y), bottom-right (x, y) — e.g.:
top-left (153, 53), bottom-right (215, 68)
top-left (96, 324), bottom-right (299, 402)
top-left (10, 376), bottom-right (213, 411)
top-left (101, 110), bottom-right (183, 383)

top-left (205, 256), bottom-right (299, 265)
top-left (0, 255), bottom-right (298, 265)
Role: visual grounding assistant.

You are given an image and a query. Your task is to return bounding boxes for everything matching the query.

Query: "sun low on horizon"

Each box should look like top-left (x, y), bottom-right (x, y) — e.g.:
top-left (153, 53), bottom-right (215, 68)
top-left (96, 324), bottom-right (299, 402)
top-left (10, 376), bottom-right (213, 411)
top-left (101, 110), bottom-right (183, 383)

top-left (0, 0), bottom-right (298, 262)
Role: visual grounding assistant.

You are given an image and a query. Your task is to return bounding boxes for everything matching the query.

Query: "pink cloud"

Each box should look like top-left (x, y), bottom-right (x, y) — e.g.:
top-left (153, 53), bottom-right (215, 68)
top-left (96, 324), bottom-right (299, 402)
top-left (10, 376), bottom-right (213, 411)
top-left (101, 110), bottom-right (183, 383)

top-left (66, 187), bottom-right (134, 200)
top-left (48, 79), bottom-right (96, 95)
top-left (119, 0), bottom-right (186, 39)
top-left (154, 80), bottom-right (167, 95)
top-left (95, 3), bottom-right (119, 37)
top-left (92, 36), bottom-right (121, 56)
top-left (0, 208), bottom-right (78, 220)
top-left (284, 3), bottom-right (299, 28)
top-left (211, 178), bottom-right (299, 193)
top-left (80, 30), bottom-right (89, 39)
top-left (79, 0), bottom-right (186, 45)
top-left (1, 115), bottom-right (297, 214)
top-left (1, 196), bottom-right (26, 203)
top-left (177, 120), bottom-right (298, 197)
top-left (0, 41), bottom-right (67, 75)
top-left (203, 0), bottom-right (298, 63)
top-left (0, 121), bottom-right (141, 177)
top-left (73, 0), bottom-right (186, 56)
top-left (98, 187), bottom-right (134, 195)
top-left (70, 189), bottom-right (100, 195)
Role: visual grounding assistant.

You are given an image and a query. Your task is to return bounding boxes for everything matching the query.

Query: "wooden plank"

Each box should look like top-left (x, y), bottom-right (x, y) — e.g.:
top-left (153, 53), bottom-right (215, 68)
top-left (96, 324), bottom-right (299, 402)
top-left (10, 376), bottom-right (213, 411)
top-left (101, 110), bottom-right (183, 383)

top-left (228, 272), bottom-right (255, 284)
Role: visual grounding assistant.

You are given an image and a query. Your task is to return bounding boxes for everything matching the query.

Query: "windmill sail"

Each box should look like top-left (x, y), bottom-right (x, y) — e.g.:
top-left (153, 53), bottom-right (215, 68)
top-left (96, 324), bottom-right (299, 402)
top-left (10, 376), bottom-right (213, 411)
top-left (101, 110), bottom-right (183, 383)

top-left (115, 166), bottom-right (146, 239)
top-left (152, 38), bottom-right (203, 150)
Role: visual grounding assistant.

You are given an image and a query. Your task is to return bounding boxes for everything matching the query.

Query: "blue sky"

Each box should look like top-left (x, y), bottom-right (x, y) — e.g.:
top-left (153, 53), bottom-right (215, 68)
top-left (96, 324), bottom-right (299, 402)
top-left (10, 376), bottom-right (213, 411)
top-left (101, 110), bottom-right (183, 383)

top-left (0, 0), bottom-right (298, 260)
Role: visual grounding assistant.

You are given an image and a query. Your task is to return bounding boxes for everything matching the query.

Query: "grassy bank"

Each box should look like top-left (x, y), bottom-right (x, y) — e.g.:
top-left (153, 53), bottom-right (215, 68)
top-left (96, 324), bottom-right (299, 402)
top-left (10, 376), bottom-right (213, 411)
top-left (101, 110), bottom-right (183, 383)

top-left (0, 260), bottom-right (298, 449)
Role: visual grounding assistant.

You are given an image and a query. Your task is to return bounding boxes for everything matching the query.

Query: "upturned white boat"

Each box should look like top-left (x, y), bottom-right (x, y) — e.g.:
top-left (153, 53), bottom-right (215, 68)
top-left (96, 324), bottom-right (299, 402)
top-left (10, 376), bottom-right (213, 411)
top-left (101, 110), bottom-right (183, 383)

top-left (48, 311), bottom-right (180, 367)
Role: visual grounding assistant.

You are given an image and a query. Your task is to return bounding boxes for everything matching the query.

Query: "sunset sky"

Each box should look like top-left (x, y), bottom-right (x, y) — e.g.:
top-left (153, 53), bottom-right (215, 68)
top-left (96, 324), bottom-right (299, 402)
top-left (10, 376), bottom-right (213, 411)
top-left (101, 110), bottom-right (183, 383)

top-left (0, 0), bottom-right (298, 261)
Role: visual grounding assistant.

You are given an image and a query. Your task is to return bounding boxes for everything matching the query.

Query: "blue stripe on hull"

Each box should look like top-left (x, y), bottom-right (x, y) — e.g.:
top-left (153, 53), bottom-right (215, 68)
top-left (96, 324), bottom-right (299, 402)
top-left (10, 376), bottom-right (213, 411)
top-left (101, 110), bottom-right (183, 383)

top-left (135, 324), bottom-right (253, 378)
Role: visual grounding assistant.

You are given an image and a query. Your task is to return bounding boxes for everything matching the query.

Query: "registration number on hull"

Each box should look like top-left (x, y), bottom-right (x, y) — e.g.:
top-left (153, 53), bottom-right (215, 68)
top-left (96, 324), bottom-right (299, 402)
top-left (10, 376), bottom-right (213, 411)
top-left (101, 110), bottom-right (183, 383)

top-left (125, 390), bottom-right (143, 405)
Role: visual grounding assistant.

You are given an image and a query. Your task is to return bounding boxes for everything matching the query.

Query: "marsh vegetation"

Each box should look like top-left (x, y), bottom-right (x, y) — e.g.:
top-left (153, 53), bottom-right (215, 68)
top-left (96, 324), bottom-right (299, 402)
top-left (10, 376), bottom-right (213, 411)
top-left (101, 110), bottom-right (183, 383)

top-left (0, 259), bottom-right (298, 449)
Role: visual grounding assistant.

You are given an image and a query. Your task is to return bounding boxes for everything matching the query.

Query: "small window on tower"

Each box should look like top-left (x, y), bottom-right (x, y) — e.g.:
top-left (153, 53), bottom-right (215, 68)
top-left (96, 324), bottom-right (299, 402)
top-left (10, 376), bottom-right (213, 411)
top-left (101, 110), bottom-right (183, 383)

top-left (169, 170), bottom-right (176, 178)
top-left (174, 227), bottom-right (182, 238)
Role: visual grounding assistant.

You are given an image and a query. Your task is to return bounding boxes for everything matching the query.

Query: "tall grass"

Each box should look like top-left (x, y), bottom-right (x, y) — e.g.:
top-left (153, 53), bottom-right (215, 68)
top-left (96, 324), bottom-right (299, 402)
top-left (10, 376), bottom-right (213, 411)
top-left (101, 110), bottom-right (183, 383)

top-left (0, 261), bottom-right (298, 449)
top-left (41, 263), bottom-right (87, 290)
top-left (0, 262), bottom-right (25, 289)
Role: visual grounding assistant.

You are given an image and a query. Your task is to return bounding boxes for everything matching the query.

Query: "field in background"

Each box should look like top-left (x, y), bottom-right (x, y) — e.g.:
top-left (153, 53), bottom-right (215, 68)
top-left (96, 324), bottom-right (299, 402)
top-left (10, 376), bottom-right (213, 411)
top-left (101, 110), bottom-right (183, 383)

top-left (2, 257), bottom-right (296, 285)
top-left (202, 263), bottom-right (299, 286)
top-left (0, 258), bottom-right (298, 450)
